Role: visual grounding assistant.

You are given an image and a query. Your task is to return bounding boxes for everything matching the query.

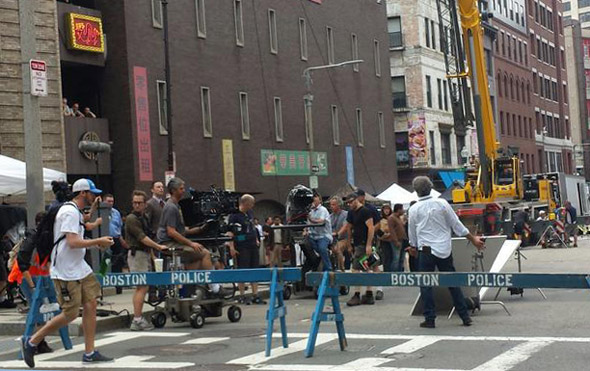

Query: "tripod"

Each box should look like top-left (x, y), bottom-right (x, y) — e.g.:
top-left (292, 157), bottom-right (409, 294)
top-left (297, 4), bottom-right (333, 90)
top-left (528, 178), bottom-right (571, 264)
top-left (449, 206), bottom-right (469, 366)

top-left (535, 224), bottom-right (568, 249)
top-left (493, 247), bottom-right (547, 300)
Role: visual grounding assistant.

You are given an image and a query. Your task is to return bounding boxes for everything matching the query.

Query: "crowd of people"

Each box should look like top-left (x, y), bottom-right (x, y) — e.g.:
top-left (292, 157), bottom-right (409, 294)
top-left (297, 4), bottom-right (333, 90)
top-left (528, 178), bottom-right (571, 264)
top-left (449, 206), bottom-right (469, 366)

top-left (6, 175), bottom-right (587, 367)
top-left (62, 98), bottom-right (97, 118)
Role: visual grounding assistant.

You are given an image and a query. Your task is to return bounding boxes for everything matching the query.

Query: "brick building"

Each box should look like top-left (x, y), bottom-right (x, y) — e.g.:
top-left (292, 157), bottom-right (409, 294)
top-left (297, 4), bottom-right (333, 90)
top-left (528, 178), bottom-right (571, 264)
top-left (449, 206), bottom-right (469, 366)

top-left (81, 0), bottom-right (397, 212)
top-left (0, 0), bottom-right (65, 173)
top-left (490, 0), bottom-right (537, 174)
top-left (528, 0), bottom-right (573, 173)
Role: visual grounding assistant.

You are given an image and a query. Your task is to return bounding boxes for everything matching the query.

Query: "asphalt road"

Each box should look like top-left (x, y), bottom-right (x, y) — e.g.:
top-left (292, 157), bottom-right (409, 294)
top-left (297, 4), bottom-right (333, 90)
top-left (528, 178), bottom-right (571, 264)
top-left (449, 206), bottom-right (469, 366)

top-left (2, 240), bottom-right (590, 370)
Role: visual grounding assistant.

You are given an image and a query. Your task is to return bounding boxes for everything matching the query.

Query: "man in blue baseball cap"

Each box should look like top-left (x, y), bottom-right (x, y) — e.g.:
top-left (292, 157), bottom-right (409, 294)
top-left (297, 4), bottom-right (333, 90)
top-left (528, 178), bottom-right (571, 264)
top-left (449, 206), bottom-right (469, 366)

top-left (21, 178), bottom-right (115, 367)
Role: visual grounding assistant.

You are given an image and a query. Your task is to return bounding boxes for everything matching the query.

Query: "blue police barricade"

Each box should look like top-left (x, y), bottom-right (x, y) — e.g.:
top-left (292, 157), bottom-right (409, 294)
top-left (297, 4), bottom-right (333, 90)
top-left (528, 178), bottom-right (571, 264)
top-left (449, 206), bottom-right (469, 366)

top-left (99, 267), bottom-right (301, 357)
top-left (19, 276), bottom-right (73, 359)
top-left (304, 271), bottom-right (590, 358)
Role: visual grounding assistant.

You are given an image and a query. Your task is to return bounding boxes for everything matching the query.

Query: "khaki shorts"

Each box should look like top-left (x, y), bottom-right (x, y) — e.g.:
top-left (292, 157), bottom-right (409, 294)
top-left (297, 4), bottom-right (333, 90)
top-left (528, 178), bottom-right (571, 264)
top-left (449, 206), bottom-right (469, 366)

top-left (162, 241), bottom-right (208, 265)
top-left (53, 274), bottom-right (101, 319)
top-left (128, 250), bottom-right (152, 273)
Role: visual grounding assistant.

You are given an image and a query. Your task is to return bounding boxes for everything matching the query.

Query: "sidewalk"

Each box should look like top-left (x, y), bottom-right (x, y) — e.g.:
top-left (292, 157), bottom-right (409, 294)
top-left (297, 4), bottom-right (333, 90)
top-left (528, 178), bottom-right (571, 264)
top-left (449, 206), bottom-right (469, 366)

top-left (0, 284), bottom-right (270, 337)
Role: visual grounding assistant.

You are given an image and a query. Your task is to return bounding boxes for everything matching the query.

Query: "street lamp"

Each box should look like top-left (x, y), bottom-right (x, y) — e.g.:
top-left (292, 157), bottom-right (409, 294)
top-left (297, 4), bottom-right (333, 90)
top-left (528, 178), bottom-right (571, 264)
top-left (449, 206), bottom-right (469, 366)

top-left (162, 0), bottom-right (174, 172)
top-left (302, 60), bottom-right (363, 189)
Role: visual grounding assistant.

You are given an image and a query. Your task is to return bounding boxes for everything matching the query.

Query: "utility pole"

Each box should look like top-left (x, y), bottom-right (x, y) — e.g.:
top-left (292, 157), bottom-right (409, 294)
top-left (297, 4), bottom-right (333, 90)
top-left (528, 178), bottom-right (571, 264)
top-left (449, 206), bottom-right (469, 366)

top-left (19, 1), bottom-right (43, 227)
top-left (162, 0), bottom-right (174, 172)
top-left (302, 60), bottom-right (363, 190)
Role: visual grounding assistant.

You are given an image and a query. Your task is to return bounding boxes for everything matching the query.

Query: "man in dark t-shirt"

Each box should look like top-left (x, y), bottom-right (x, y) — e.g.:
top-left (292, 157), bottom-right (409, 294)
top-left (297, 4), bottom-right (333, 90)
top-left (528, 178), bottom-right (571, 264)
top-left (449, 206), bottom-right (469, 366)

top-left (340, 192), bottom-right (376, 306)
top-left (228, 194), bottom-right (266, 305)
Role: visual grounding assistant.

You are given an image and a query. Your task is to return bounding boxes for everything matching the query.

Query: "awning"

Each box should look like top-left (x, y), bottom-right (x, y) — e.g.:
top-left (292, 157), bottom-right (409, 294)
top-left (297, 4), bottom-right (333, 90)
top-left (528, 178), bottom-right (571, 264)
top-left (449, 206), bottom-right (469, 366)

top-left (439, 171), bottom-right (465, 188)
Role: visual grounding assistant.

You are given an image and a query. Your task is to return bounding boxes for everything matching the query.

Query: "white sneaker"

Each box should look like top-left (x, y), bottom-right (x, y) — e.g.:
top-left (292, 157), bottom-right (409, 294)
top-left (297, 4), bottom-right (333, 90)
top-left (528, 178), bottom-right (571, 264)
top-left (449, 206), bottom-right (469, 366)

top-left (130, 317), bottom-right (154, 331)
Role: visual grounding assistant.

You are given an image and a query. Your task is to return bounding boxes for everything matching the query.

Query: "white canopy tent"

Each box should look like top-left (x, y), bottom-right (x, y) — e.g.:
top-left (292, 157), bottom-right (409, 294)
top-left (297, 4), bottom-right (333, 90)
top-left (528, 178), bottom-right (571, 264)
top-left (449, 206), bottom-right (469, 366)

top-left (377, 183), bottom-right (415, 205)
top-left (377, 182), bottom-right (441, 207)
top-left (0, 155), bottom-right (67, 197)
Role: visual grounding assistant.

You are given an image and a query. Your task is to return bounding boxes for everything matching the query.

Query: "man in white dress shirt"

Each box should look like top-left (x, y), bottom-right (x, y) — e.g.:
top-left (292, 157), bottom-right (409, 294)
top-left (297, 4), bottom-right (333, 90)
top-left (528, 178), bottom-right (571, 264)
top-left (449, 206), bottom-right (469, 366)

top-left (408, 176), bottom-right (485, 329)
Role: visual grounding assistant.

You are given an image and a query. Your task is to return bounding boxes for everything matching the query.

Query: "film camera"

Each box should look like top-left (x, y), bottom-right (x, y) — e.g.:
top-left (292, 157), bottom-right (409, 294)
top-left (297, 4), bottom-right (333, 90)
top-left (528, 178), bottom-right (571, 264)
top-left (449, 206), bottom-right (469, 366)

top-left (178, 186), bottom-right (240, 239)
top-left (285, 184), bottom-right (315, 225)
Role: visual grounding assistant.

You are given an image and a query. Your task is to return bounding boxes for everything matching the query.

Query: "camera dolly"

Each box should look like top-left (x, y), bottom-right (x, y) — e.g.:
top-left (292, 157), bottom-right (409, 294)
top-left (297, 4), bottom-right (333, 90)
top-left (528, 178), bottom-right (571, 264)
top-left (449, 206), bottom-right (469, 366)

top-left (147, 243), bottom-right (242, 329)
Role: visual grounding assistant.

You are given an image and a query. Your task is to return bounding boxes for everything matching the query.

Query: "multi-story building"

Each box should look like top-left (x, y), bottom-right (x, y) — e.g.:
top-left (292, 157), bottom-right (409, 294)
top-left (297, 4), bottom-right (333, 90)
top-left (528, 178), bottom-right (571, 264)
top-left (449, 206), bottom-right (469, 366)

top-left (490, 0), bottom-right (537, 174)
top-left (387, 0), bottom-right (495, 190)
top-left (527, 0), bottom-right (573, 173)
top-left (564, 20), bottom-right (590, 177)
top-left (0, 1), bottom-right (65, 174)
top-left (562, 0), bottom-right (590, 27)
top-left (59, 0), bottom-right (397, 212)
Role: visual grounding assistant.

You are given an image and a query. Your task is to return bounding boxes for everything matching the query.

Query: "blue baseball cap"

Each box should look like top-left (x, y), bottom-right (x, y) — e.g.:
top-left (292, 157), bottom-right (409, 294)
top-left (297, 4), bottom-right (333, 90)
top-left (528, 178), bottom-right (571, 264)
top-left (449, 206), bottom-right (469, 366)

top-left (72, 178), bottom-right (102, 194)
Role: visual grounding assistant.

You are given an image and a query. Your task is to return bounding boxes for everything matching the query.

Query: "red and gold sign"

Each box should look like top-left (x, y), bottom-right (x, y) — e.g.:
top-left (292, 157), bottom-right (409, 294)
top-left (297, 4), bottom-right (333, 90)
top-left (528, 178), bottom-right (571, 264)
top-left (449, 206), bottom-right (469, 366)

top-left (66, 13), bottom-right (104, 53)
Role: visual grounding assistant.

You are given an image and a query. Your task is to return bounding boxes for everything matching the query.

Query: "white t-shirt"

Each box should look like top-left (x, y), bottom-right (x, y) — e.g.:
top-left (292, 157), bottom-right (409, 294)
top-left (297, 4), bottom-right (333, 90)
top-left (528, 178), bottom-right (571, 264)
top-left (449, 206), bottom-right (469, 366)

top-left (273, 226), bottom-right (283, 244)
top-left (50, 202), bottom-right (93, 281)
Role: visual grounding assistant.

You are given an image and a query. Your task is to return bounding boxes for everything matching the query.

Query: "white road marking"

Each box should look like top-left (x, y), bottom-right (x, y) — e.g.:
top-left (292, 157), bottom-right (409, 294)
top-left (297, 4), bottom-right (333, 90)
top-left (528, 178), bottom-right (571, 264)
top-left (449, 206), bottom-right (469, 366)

top-left (471, 341), bottom-right (554, 371)
top-left (182, 337), bottom-right (230, 345)
top-left (251, 363), bottom-right (462, 371)
top-left (0, 355), bottom-right (194, 369)
top-left (227, 334), bottom-right (338, 365)
top-left (272, 332), bottom-right (590, 343)
top-left (2, 332), bottom-right (193, 369)
top-left (382, 337), bottom-right (441, 354)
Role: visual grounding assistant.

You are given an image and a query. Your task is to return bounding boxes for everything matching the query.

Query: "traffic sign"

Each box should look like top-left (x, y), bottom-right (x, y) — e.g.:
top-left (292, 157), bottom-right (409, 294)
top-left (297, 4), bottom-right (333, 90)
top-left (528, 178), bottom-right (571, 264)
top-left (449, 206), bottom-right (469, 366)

top-left (29, 59), bottom-right (47, 97)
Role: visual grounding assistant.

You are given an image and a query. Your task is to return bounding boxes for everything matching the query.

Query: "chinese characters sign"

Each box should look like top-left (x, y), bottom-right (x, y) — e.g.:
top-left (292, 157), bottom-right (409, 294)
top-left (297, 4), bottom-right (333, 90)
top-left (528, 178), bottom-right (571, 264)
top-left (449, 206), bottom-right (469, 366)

top-left (222, 139), bottom-right (236, 191)
top-left (261, 150), bottom-right (328, 176)
top-left (66, 13), bottom-right (104, 53)
top-left (133, 66), bottom-right (153, 182)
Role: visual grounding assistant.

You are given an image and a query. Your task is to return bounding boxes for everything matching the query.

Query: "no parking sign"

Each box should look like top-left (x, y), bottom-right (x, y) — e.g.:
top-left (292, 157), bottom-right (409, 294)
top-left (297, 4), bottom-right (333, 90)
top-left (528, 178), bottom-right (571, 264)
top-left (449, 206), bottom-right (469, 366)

top-left (29, 59), bottom-right (47, 97)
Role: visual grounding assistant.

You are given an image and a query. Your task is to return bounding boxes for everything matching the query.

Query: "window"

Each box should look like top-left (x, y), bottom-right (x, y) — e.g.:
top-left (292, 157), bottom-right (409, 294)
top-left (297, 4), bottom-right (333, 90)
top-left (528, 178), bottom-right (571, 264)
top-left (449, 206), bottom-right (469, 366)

top-left (430, 131), bottom-right (436, 165)
top-left (437, 78), bottom-right (443, 109)
top-left (426, 75), bottom-right (432, 107)
top-left (512, 36), bottom-right (517, 60)
top-left (497, 73), bottom-right (502, 97)
top-left (507, 36), bottom-right (511, 59)
top-left (331, 105), bottom-right (340, 145)
top-left (501, 32), bottom-right (506, 55)
top-left (239, 92), bottom-right (250, 140)
top-left (156, 80), bottom-right (168, 135)
top-left (425, 18), bottom-right (430, 48)
top-left (195, 0), bottom-right (206, 38)
top-left (518, 41), bottom-right (523, 63)
top-left (356, 108), bottom-right (364, 147)
top-left (524, 43), bottom-right (528, 65)
top-left (552, 81), bottom-right (557, 101)
top-left (518, 115), bottom-right (522, 137)
top-left (507, 114), bottom-right (512, 135)
top-left (443, 80), bottom-right (449, 111)
top-left (500, 111), bottom-right (505, 134)
top-left (441, 132), bottom-right (451, 165)
top-left (268, 9), bottom-right (278, 54)
top-left (374, 40), bottom-right (381, 77)
top-left (304, 100), bottom-right (311, 144)
top-left (563, 83), bottom-right (568, 103)
top-left (234, 0), bottom-right (244, 46)
top-left (564, 2), bottom-right (571, 12)
top-left (530, 33), bottom-right (535, 55)
top-left (299, 18), bottom-right (308, 61)
top-left (547, 10), bottom-right (553, 31)
top-left (378, 112), bottom-right (386, 148)
top-left (533, 72), bottom-right (538, 93)
top-left (351, 33), bottom-right (359, 72)
top-left (151, 0), bottom-right (163, 29)
top-left (274, 97), bottom-right (283, 142)
top-left (388, 17), bottom-right (402, 48)
top-left (326, 27), bottom-right (335, 64)
top-left (431, 20), bottom-right (436, 50)
top-left (201, 87), bottom-right (212, 137)
top-left (392, 76), bottom-right (407, 108)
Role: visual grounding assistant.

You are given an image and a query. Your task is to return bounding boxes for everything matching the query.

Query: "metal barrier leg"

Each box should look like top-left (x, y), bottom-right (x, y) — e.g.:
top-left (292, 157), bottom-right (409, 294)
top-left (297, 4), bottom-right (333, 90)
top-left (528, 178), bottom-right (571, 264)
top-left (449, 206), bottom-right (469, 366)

top-left (305, 272), bottom-right (328, 358)
top-left (266, 268), bottom-right (289, 357)
top-left (305, 272), bottom-right (346, 358)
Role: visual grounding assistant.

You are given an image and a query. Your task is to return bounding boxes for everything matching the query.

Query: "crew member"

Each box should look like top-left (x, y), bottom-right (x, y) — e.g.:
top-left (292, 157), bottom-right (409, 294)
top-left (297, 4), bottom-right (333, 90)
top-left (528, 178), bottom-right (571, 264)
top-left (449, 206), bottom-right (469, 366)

top-left (342, 192), bottom-right (376, 306)
top-left (21, 179), bottom-right (115, 367)
top-left (408, 176), bottom-right (485, 328)
top-left (307, 193), bottom-right (333, 271)
top-left (356, 189), bottom-right (384, 300)
top-left (125, 190), bottom-right (168, 331)
top-left (329, 197), bottom-right (348, 272)
top-left (564, 201), bottom-right (578, 247)
top-left (228, 194), bottom-right (266, 304)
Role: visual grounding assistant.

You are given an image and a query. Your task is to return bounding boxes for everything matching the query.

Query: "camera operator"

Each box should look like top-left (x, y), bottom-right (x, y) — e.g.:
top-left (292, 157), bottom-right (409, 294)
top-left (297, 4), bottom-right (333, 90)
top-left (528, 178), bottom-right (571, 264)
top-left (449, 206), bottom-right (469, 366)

top-left (408, 176), bottom-right (485, 329)
top-left (125, 190), bottom-right (167, 331)
top-left (307, 193), bottom-right (333, 271)
top-left (228, 194), bottom-right (266, 305)
top-left (157, 178), bottom-right (214, 271)
top-left (21, 179), bottom-right (114, 367)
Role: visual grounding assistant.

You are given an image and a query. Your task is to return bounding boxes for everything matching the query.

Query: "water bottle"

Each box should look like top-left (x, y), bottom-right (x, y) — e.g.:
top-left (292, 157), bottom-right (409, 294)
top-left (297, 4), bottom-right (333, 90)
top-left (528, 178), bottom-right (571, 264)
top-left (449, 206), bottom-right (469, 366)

top-left (39, 298), bottom-right (59, 314)
top-left (99, 250), bottom-right (112, 276)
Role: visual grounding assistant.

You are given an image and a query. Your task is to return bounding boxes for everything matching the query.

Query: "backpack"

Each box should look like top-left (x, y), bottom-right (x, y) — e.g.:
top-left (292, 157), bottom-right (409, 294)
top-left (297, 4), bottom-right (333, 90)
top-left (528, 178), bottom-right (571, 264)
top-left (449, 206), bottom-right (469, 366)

top-left (34, 202), bottom-right (79, 265)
